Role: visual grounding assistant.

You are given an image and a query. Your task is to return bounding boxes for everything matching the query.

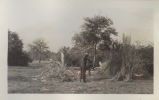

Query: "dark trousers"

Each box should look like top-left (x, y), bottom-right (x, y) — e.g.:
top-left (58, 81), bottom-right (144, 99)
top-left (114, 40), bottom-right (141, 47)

top-left (80, 67), bottom-right (86, 82)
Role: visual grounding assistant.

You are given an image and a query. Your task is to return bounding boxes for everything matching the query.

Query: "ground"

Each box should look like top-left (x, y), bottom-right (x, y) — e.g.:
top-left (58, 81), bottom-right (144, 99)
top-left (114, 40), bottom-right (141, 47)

top-left (8, 62), bottom-right (153, 94)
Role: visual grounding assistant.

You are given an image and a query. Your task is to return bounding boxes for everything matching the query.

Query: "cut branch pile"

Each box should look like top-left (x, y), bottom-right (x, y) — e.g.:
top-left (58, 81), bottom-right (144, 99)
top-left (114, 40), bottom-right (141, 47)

top-left (33, 61), bottom-right (78, 82)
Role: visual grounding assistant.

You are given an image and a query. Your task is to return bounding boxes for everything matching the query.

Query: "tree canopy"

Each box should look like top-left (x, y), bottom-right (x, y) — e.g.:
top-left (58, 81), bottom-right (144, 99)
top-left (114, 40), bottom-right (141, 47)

top-left (72, 16), bottom-right (118, 67)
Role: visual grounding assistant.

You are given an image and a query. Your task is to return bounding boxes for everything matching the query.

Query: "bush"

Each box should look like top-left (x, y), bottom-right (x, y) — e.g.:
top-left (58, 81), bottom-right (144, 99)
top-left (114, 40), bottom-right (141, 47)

top-left (137, 45), bottom-right (153, 75)
top-left (18, 52), bottom-right (32, 66)
top-left (55, 47), bottom-right (83, 67)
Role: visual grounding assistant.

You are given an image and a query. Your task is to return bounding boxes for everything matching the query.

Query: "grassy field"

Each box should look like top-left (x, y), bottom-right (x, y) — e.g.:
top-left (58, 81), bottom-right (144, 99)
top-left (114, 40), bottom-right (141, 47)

top-left (8, 62), bottom-right (153, 94)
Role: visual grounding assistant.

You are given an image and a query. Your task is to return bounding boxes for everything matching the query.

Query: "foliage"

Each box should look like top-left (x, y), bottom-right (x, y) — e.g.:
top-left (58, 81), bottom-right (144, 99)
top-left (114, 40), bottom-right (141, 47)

top-left (105, 35), bottom-right (153, 81)
top-left (56, 46), bottom-right (83, 67)
top-left (8, 30), bottom-right (31, 66)
top-left (28, 38), bottom-right (50, 63)
top-left (72, 16), bottom-right (117, 67)
top-left (137, 44), bottom-right (153, 75)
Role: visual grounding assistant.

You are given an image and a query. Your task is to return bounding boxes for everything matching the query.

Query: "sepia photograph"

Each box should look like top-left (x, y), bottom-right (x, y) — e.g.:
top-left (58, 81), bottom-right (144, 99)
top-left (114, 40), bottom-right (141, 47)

top-left (4, 0), bottom-right (157, 95)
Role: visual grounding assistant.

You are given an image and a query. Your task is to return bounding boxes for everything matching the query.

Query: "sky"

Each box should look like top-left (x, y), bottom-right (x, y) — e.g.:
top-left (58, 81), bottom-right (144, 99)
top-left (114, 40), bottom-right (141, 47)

top-left (7, 0), bottom-right (156, 52)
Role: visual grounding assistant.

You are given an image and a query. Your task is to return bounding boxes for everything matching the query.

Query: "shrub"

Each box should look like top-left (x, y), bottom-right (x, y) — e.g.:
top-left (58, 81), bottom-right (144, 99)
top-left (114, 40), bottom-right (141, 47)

top-left (137, 44), bottom-right (153, 75)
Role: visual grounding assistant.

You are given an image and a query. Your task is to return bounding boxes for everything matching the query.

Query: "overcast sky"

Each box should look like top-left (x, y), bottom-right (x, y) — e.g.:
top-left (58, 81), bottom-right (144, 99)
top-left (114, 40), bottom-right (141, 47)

top-left (7, 0), bottom-right (156, 52)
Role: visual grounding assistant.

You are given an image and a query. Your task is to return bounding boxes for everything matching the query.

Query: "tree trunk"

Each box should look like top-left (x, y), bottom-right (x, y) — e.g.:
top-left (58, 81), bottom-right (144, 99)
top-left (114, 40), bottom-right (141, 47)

top-left (93, 43), bottom-right (97, 68)
top-left (39, 53), bottom-right (41, 63)
top-left (39, 48), bottom-right (42, 63)
top-left (39, 57), bottom-right (41, 63)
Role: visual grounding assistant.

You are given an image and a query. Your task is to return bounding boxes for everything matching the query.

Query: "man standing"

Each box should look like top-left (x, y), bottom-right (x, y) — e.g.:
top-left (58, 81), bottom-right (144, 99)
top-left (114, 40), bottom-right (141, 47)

top-left (80, 53), bottom-right (89, 82)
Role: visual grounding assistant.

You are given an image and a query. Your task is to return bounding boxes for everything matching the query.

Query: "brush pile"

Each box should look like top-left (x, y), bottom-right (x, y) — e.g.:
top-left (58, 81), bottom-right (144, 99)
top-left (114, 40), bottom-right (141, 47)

top-left (33, 61), bottom-right (78, 82)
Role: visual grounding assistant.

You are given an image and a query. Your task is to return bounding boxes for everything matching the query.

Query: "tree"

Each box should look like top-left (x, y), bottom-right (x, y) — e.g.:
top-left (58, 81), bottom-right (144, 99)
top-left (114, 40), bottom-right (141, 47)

top-left (28, 38), bottom-right (49, 63)
top-left (8, 30), bottom-right (31, 66)
top-left (73, 16), bottom-right (117, 67)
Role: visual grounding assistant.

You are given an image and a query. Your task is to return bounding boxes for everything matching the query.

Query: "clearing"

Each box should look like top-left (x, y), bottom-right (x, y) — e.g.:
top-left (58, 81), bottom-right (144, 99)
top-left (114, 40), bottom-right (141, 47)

top-left (8, 62), bottom-right (153, 94)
